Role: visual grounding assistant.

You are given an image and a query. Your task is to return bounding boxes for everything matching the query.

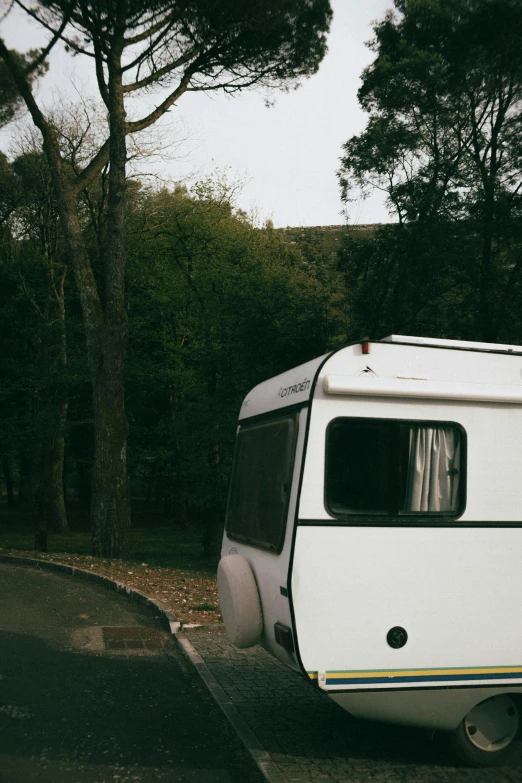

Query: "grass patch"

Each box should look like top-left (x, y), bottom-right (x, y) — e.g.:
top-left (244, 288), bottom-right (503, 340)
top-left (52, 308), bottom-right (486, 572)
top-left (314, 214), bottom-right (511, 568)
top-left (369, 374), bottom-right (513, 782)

top-left (0, 502), bottom-right (220, 573)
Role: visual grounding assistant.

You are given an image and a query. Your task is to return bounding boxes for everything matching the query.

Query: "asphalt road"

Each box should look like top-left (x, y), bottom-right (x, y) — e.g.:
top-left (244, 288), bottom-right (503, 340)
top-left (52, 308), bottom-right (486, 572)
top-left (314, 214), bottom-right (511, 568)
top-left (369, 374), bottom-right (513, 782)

top-left (0, 563), bottom-right (264, 783)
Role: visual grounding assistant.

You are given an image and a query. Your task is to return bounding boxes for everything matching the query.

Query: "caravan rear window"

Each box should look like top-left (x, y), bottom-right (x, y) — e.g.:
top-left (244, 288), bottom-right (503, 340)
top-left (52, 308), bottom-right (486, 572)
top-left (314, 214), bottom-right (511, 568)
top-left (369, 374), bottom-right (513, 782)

top-left (326, 418), bottom-right (464, 518)
top-left (225, 414), bottom-right (298, 552)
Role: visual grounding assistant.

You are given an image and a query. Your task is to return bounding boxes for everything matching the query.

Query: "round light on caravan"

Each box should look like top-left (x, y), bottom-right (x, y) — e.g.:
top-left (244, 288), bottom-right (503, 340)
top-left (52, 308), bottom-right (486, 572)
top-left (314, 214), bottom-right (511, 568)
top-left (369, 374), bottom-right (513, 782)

top-left (387, 626), bottom-right (408, 649)
top-left (217, 554), bottom-right (263, 649)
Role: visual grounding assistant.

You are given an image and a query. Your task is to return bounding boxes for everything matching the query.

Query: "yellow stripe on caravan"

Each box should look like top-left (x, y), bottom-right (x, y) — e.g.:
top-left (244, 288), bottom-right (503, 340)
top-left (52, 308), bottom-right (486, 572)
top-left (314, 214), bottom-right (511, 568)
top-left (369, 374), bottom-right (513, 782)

top-left (308, 666), bottom-right (522, 680)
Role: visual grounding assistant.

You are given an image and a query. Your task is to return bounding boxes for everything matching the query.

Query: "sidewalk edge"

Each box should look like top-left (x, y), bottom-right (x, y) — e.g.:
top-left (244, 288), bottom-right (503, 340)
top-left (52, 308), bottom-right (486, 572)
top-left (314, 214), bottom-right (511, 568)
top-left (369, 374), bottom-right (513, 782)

top-left (176, 633), bottom-right (287, 783)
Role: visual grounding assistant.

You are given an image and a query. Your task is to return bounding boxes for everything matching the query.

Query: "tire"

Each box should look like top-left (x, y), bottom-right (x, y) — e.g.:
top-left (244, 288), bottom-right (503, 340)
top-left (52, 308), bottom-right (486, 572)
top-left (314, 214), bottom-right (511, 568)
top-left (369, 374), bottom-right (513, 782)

top-left (445, 695), bottom-right (519, 767)
top-left (217, 554), bottom-right (263, 648)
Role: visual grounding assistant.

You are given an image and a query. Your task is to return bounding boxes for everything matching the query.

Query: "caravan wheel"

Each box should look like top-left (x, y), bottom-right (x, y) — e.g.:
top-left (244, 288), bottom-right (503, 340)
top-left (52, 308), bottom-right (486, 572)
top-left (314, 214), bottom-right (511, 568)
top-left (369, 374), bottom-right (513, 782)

top-left (217, 554), bottom-right (263, 648)
top-left (446, 695), bottom-right (519, 766)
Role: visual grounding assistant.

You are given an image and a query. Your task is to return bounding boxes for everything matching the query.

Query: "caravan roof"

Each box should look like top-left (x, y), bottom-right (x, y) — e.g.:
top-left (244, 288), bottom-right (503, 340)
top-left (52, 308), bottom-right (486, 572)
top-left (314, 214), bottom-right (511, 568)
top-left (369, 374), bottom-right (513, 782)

top-left (239, 335), bottom-right (522, 421)
top-left (382, 334), bottom-right (522, 353)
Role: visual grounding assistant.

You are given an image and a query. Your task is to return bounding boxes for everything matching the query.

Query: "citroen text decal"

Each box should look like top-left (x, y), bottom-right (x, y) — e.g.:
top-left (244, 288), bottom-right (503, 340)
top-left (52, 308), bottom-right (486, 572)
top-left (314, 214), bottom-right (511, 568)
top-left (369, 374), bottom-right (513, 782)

top-left (278, 378), bottom-right (311, 398)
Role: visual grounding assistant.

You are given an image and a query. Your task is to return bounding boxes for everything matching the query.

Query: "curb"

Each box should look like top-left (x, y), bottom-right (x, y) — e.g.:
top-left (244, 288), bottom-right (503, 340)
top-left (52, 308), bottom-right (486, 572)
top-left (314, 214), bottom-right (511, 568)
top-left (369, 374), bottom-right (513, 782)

top-left (0, 552), bottom-right (285, 783)
top-left (176, 632), bottom-right (287, 783)
top-left (0, 553), bottom-right (181, 633)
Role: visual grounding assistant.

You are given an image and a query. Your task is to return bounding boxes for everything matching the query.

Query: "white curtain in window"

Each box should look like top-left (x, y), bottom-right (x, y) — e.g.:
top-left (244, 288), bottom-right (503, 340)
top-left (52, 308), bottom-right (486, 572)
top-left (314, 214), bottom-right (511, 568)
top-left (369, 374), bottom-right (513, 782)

top-left (403, 426), bottom-right (460, 512)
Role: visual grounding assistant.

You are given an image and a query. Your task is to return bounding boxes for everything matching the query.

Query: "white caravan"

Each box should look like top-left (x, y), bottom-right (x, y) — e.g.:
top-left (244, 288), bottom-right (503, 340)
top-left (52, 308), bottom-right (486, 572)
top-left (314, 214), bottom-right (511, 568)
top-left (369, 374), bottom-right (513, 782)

top-left (217, 335), bottom-right (522, 765)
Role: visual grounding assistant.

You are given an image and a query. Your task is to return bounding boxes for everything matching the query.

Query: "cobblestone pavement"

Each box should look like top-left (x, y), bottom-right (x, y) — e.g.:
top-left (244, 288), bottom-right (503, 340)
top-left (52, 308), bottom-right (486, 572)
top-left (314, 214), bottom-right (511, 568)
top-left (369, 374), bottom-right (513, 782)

top-left (184, 626), bottom-right (522, 783)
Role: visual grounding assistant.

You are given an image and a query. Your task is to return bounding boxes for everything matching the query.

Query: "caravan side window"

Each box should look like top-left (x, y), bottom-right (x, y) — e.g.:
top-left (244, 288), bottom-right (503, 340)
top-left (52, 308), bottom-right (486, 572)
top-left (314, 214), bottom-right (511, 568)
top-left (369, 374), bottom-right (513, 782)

top-left (326, 418), bottom-right (465, 518)
top-left (226, 414), bottom-right (298, 552)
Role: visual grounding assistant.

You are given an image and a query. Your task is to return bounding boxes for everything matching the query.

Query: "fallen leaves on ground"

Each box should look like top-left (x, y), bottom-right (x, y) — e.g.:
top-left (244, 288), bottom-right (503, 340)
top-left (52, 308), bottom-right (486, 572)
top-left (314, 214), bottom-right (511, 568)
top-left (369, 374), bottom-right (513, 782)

top-left (0, 548), bottom-right (222, 626)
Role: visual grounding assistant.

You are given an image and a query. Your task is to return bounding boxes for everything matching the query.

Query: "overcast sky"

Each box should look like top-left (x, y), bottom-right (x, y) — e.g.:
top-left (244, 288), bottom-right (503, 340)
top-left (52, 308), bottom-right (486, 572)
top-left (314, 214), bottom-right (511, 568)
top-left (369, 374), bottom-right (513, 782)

top-left (0, 0), bottom-right (394, 227)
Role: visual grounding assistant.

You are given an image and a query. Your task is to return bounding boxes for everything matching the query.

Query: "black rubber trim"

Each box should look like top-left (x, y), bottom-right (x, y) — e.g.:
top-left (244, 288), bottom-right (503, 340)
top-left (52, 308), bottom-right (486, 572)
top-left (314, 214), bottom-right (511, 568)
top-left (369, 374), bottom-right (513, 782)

top-left (297, 519), bottom-right (522, 528)
top-left (286, 406), bottom-right (312, 677)
top-left (238, 400), bottom-right (309, 425)
top-left (375, 338), bottom-right (522, 357)
top-left (225, 410), bottom-right (300, 555)
top-left (318, 683), bottom-right (522, 695)
top-left (286, 343), bottom-right (354, 680)
top-left (324, 416), bottom-right (467, 520)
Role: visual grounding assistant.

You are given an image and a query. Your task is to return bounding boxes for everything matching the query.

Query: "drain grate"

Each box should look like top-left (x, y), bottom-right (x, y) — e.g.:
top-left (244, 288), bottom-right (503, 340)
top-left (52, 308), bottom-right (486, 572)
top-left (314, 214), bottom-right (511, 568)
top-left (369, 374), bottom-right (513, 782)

top-left (102, 626), bottom-right (167, 651)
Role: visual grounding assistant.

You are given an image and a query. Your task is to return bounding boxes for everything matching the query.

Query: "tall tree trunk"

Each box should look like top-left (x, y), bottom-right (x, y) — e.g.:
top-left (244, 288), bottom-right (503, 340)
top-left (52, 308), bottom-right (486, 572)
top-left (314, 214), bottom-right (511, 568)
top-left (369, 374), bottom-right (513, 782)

top-left (18, 449), bottom-right (37, 508)
top-left (48, 166), bottom-right (130, 557)
top-left (90, 366), bottom-right (130, 555)
top-left (47, 402), bottom-right (67, 533)
top-left (78, 465), bottom-right (91, 506)
top-left (203, 438), bottom-right (222, 558)
top-left (2, 455), bottom-right (14, 508)
top-left (37, 398), bottom-right (69, 548)
top-left (203, 364), bottom-right (223, 558)
top-left (91, 40), bottom-right (131, 557)
top-left (0, 39), bottom-right (130, 557)
top-left (36, 244), bottom-right (69, 550)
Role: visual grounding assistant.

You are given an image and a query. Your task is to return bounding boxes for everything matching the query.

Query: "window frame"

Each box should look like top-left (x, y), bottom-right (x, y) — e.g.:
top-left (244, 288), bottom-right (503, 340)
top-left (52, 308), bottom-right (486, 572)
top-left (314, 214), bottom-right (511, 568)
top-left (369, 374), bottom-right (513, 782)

top-left (324, 416), bottom-right (467, 522)
top-left (225, 410), bottom-right (300, 553)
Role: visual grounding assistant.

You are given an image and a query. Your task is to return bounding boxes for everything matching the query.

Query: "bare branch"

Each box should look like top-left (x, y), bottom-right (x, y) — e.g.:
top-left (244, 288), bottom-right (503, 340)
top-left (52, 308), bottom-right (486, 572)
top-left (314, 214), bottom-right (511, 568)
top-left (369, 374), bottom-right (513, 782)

top-left (91, 35), bottom-right (109, 106)
top-left (19, 272), bottom-right (44, 319)
top-left (126, 69), bottom-right (195, 134)
top-left (121, 15), bottom-right (184, 73)
top-left (123, 45), bottom-right (203, 93)
top-left (72, 138), bottom-right (110, 197)
top-left (0, 37), bottom-right (59, 156)
top-left (14, 0), bottom-right (96, 59)
top-left (0, 0), bottom-right (15, 24)
top-left (24, 13), bottom-right (70, 76)
top-left (123, 9), bottom-right (180, 46)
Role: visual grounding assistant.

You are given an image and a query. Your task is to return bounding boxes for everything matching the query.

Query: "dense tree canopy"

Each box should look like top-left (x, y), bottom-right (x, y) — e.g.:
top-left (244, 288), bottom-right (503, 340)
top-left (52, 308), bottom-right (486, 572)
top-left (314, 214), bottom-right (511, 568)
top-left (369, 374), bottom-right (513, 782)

top-left (125, 182), bottom-right (331, 551)
top-left (0, 0), bottom-right (332, 556)
top-left (0, 162), bottom-right (334, 553)
top-left (339, 0), bottom-right (522, 342)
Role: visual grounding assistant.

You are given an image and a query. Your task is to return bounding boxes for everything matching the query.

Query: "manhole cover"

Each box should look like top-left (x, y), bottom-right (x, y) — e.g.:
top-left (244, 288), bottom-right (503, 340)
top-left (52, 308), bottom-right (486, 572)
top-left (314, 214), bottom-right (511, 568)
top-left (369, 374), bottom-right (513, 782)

top-left (102, 626), bottom-right (167, 651)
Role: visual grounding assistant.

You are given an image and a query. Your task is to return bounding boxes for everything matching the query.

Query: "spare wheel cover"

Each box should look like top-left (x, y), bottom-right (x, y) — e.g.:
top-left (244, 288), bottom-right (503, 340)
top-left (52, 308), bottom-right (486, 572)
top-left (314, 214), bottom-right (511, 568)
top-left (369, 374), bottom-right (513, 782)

top-left (217, 554), bottom-right (263, 648)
